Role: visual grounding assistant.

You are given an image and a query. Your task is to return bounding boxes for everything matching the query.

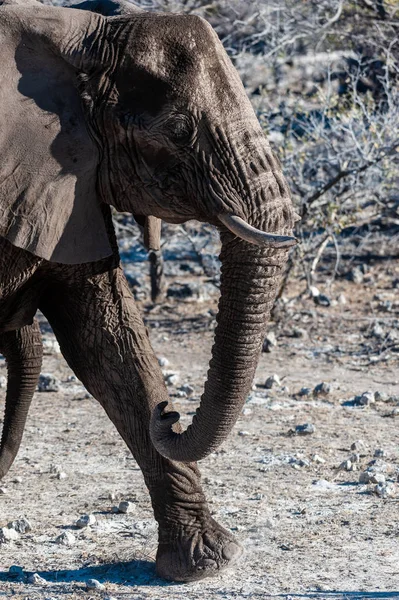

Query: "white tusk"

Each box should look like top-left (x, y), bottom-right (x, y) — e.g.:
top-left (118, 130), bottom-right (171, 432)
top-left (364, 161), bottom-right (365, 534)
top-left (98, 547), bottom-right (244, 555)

top-left (218, 214), bottom-right (297, 248)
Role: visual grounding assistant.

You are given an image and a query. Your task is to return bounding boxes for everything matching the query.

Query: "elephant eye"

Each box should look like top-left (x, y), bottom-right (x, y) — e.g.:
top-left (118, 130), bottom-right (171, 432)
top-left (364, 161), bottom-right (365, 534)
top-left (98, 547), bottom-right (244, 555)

top-left (164, 114), bottom-right (194, 146)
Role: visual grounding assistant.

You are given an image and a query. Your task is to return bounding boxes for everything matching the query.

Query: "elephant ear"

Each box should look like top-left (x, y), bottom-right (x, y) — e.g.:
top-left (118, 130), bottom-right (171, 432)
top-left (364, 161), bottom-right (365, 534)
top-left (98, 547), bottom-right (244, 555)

top-left (0, 2), bottom-right (112, 264)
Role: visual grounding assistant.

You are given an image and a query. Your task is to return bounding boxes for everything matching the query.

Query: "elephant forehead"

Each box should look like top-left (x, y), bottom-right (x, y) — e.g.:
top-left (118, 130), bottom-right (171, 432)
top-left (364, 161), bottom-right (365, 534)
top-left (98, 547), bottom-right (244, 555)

top-left (120, 17), bottom-right (247, 114)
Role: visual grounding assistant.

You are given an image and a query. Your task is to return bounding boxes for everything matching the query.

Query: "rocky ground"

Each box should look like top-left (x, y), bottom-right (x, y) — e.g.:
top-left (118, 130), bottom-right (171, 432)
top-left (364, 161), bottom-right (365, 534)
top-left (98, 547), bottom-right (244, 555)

top-left (0, 234), bottom-right (398, 600)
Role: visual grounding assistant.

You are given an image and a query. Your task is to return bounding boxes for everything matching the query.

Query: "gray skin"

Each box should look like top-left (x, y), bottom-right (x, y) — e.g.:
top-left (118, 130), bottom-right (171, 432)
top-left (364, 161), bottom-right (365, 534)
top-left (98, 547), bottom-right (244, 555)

top-left (0, 0), bottom-right (297, 582)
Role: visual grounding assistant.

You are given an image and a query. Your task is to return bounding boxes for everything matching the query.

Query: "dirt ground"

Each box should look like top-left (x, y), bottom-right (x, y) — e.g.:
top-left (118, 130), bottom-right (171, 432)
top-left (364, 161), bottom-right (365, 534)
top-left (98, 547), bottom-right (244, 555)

top-left (0, 256), bottom-right (398, 600)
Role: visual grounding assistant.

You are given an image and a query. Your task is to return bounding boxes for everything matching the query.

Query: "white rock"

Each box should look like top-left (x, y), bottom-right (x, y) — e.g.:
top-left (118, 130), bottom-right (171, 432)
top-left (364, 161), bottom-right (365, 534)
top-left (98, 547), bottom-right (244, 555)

top-left (242, 407), bottom-right (252, 416)
top-left (295, 423), bottom-right (315, 435)
top-left (55, 531), bottom-right (75, 546)
top-left (312, 454), bottom-right (326, 464)
top-left (357, 391), bottom-right (375, 406)
top-left (86, 579), bottom-right (105, 590)
top-left (337, 459), bottom-right (352, 471)
top-left (37, 373), bottom-right (60, 393)
top-left (262, 331), bottom-right (277, 352)
top-left (351, 439), bottom-right (366, 452)
top-left (27, 573), bottom-right (47, 585)
top-left (265, 374), bottom-right (281, 389)
top-left (0, 527), bottom-right (19, 543)
top-left (76, 514), bottom-right (96, 529)
top-left (180, 383), bottom-right (194, 397)
top-left (313, 382), bottom-right (331, 396)
top-left (369, 472), bottom-right (386, 485)
top-left (118, 501), bottom-right (134, 514)
top-left (8, 518), bottom-right (32, 534)
top-left (158, 356), bottom-right (169, 368)
top-left (164, 372), bottom-right (180, 386)
top-left (238, 430), bottom-right (251, 437)
top-left (0, 487), bottom-right (8, 495)
top-left (338, 294), bottom-right (347, 305)
top-left (12, 476), bottom-right (23, 484)
top-left (309, 286), bottom-right (320, 298)
top-left (0, 375), bottom-right (6, 388)
top-left (57, 472), bottom-right (67, 480)
top-left (374, 483), bottom-right (397, 498)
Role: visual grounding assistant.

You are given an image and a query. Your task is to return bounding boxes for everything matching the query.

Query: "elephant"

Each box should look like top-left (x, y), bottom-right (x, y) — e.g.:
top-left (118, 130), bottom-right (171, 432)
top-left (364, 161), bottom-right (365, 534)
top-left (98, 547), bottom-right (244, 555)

top-left (0, 0), bottom-right (298, 582)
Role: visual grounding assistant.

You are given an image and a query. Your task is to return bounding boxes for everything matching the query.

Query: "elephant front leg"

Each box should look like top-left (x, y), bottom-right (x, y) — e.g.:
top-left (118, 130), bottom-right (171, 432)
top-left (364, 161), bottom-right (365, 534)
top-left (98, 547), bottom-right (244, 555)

top-left (40, 266), bottom-right (242, 582)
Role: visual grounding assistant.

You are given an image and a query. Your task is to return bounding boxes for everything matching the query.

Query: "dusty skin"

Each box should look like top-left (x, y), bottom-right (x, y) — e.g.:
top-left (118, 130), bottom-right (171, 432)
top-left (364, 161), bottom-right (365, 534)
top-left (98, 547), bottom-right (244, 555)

top-left (0, 260), bottom-right (398, 600)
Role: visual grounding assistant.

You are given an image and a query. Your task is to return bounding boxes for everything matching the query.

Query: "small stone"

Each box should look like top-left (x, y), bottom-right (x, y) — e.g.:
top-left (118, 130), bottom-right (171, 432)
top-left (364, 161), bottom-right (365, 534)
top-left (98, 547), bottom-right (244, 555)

top-left (111, 506), bottom-right (119, 514)
top-left (158, 356), bottom-right (169, 368)
top-left (351, 439), bottom-right (366, 452)
top-left (359, 471), bottom-right (371, 484)
top-left (0, 527), bottom-right (19, 543)
top-left (0, 487), bottom-right (8, 495)
top-left (338, 459), bottom-right (352, 471)
top-left (293, 327), bottom-right (308, 339)
top-left (12, 476), bottom-right (23, 484)
top-left (38, 373), bottom-right (60, 393)
top-left (118, 501), bottom-right (134, 514)
top-left (374, 448), bottom-right (386, 458)
top-left (8, 518), bottom-right (32, 534)
top-left (357, 391), bottom-right (375, 406)
top-left (262, 331), bottom-right (277, 353)
top-left (295, 423), bottom-right (315, 435)
top-left (175, 390), bottom-right (187, 398)
top-left (298, 387), bottom-right (312, 397)
top-left (372, 324), bottom-right (385, 338)
top-left (374, 391), bottom-right (389, 402)
top-left (312, 454), bottom-right (325, 464)
top-left (76, 514), bottom-right (96, 529)
top-left (242, 407), bottom-right (252, 416)
top-left (55, 531), bottom-right (75, 546)
top-left (309, 286), bottom-right (320, 298)
top-left (369, 472), bottom-right (386, 485)
top-left (350, 453), bottom-right (360, 463)
top-left (337, 294), bottom-right (347, 305)
top-left (164, 372), bottom-right (179, 386)
top-left (348, 267), bottom-right (364, 284)
top-left (8, 565), bottom-right (24, 578)
top-left (108, 492), bottom-right (117, 501)
top-left (86, 579), bottom-right (105, 590)
top-left (57, 472), bottom-right (67, 480)
top-left (238, 430), bottom-right (251, 437)
top-left (314, 294), bottom-right (331, 307)
top-left (265, 374), bottom-right (281, 389)
top-left (313, 382), bottom-right (331, 397)
top-left (27, 573), bottom-right (47, 585)
top-left (0, 375), bottom-right (6, 388)
top-left (374, 483), bottom-right (396, 498)
top-left (180, 383), bottom-right (194, 397)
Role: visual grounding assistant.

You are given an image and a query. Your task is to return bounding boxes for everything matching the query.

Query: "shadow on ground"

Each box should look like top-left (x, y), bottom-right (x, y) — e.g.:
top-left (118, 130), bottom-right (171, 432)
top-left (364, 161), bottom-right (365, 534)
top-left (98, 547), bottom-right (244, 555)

top-left (0, 559), bottom-right (178, 588)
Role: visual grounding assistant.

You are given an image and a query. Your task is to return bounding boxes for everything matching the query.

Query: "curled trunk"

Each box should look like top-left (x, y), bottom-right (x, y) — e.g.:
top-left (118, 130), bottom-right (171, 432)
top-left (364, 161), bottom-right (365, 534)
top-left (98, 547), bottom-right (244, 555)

top-left (0, 320), bottom-right (42, 479)
top-left (150, 234), bottom-right (289, 462)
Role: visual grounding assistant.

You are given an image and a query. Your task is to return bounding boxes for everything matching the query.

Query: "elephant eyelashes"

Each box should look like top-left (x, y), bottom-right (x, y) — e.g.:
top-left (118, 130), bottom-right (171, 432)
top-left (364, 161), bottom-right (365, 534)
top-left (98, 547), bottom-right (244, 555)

top-left (164, 114), bottom-right (195, 146)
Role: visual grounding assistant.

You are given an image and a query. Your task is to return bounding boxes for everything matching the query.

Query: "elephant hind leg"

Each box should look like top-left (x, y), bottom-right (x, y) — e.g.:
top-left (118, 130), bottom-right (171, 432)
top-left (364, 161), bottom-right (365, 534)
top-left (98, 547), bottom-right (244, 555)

top-left (0, 319), bottom-right (43, 480)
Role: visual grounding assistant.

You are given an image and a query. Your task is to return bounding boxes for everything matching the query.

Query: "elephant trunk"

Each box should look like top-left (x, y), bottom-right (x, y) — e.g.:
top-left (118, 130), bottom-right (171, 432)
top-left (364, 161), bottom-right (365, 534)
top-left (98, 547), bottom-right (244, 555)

top-left (0, 321), bottom-right (43, 480)
top-left (150, 234), bottom-right (289, 463)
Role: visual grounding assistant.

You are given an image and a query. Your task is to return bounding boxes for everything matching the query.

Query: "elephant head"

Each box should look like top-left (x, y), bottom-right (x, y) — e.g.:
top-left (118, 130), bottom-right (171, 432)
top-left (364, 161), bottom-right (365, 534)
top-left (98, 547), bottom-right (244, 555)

top-left (0, 0), bottom-right (298, 462)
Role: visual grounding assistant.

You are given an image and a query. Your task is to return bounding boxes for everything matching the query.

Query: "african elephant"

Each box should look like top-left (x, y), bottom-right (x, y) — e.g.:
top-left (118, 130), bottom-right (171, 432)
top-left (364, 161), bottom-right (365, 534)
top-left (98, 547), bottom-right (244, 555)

top-left (0, 0), bottom-right (298, 582)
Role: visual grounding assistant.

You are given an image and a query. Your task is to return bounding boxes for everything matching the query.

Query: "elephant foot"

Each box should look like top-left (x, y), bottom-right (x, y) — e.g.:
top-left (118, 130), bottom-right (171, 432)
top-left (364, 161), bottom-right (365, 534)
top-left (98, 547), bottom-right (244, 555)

top-left (156, 516), bottom-right (243, 582)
